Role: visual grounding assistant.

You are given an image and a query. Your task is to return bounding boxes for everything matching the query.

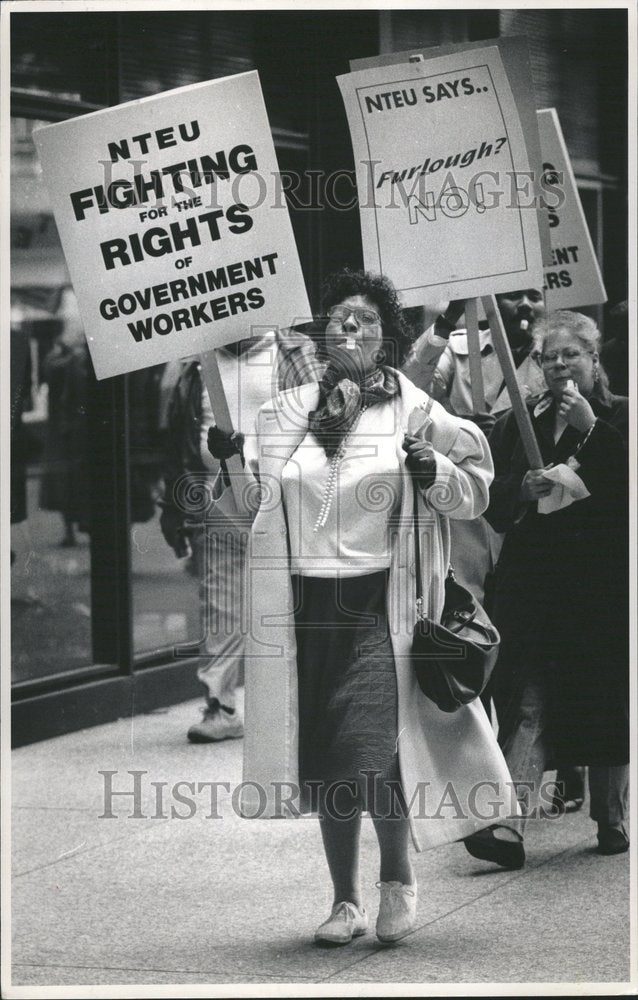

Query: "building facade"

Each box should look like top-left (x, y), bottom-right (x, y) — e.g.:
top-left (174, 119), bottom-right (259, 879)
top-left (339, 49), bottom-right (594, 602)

top-left (9, 8), bottom-right (628, 743)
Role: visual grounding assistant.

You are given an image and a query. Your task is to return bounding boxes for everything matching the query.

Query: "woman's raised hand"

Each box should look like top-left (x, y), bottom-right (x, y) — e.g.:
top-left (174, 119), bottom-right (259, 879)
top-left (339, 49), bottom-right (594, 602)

top-left (558, 385), bottom-right (597, 433)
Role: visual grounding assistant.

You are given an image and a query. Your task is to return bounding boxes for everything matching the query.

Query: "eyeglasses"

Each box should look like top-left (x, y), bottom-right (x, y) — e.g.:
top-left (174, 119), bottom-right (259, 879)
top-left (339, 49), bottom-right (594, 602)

top-left (326, 306), bottom-right (381, 328)
top-left (540, 347), bottom-right (593, 365)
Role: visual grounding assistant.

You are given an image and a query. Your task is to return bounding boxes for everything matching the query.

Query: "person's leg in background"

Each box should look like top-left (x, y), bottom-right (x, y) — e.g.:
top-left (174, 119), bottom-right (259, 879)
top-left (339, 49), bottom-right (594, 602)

top-left (589, 764), bottom-right (629, 854)
top-left (187, 515), bottom-right (247, 743)
top-left (495, 659), bottom-right (551, 836)
top-left (465, 647), bottom-right (549, 870)
top-left (552, 765), bottom-right (586, 813)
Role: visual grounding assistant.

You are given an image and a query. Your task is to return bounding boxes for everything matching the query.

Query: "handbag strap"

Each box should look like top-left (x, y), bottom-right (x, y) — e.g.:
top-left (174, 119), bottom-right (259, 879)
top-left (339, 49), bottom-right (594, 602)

top-left (413, 476), bottom-right (424, 611)
top-left (411, 397), bottom-right (435, 615)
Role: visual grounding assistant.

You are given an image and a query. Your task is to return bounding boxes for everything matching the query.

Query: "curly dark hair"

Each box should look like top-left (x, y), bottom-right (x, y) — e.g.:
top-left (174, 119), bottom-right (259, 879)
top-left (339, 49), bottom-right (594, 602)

top-left (321, 268), bottom-right (414, 367)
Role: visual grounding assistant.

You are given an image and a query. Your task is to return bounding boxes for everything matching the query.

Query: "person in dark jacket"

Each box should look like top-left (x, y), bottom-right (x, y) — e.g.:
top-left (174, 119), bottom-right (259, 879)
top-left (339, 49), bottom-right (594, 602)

top-left (465, 310), bottom-right (629, 869)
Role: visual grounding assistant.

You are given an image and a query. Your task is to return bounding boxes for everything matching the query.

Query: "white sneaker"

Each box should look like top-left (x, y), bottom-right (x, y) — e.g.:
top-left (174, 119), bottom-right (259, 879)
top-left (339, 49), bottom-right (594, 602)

top-left (314, 901), bottom-right (369, 945)
top-left (187, 707), bottom-right (244, 743)
top-left (376, 880), bottom-right (417, 943)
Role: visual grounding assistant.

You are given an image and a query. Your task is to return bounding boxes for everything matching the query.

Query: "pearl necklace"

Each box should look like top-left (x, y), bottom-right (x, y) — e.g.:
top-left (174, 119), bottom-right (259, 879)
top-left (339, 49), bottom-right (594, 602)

top-left (313, 404), bottom-right (369, 532)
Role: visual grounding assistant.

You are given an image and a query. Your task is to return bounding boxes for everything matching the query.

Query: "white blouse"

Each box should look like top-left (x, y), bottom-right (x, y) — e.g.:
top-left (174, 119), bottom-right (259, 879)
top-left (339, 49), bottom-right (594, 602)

top-left (281, 399), bottom-right (403, 578)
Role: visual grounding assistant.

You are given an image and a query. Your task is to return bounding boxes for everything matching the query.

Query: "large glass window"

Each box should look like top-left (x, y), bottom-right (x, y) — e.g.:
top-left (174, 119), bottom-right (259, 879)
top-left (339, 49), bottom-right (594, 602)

top-left (10, 117), bottom-right (93, 682)
top-left (129, 362), bottom-right (201, 657)
top-left (11, 12), bottom-right (113, 105)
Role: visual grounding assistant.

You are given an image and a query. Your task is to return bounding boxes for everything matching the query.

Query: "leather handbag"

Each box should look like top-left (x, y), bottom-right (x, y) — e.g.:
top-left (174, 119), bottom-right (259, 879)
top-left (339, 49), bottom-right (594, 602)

top-left (411, 479), bottom-right (500, 712)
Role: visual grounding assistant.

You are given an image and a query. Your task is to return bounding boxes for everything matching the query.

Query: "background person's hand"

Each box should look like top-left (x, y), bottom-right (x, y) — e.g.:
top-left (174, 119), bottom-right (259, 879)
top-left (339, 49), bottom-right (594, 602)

top-left (433, 298), bottom-right (467, 339)
top-left (558, 385), bottom-right (597, 433)
top-left (444, 298), bottom-right (467, 325)
top-left (207, 426), bottom-right (245, 460)
top-left (520, 467), bottom-right (556, 501)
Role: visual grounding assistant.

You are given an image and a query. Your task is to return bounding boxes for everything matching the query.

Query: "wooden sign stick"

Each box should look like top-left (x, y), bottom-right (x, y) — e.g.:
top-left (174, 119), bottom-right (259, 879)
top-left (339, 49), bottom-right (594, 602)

top-left (482, 295), bottom-right (544, 469)
top-left (464, 298), bottom-right (486, 413)
top-left (198, 347), bottom-right (248, 515)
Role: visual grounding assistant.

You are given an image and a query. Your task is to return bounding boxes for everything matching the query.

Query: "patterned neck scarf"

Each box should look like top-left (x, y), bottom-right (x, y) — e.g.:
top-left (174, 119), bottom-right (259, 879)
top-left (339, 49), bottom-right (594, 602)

top-left (309, 364), bottom-right (399, 458)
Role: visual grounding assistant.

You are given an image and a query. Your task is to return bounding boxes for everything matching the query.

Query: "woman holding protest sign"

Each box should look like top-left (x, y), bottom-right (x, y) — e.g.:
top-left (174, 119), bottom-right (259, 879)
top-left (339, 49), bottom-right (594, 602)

top-left (209, 268), bottom-right (516, 945)
top-left (465, 310), bottom-right (629, 868)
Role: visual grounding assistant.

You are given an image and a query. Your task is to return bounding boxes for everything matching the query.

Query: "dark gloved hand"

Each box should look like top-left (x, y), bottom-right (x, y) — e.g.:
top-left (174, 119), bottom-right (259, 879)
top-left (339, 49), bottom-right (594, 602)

top-left (159, 506), bottom-right (191, 558)
top-left (434, 298), bottom-right (467, 339)
top-left (467, 411), bottom-right (496, 437)
top-left (207, 426), bottom-right (245, 461)
top-left (402, 435), bottom-right (437, 489)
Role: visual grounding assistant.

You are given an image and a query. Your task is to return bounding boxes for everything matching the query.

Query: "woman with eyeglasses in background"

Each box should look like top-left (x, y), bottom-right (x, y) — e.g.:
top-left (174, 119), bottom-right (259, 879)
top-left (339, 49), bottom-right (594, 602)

top-left (466, 310), bottom-right (629, 869)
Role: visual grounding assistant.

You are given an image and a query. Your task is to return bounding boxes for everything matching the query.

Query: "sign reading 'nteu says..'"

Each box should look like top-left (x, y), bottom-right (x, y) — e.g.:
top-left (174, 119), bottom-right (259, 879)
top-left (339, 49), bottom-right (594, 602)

top-left (34, 72), bottom-right (311, 380)
top-left (337, 46), bottom-right (545, 306)
top-left (538, 108), bottom-right (606, 310)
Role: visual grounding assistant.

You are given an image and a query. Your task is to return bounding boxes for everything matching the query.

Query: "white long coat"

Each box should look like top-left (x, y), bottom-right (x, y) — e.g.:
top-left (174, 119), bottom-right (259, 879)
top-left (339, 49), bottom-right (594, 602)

top-left (221, 371), bottom-right (517, 851)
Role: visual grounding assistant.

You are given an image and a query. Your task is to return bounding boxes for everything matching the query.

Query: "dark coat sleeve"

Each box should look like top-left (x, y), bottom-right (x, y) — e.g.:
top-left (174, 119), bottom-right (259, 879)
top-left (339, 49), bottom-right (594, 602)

top-left (159, 364), bottom-right (203, 517)
top-left (484, 409), bottom-right (531, 533)
top-left (570, 397), bottom-right (628, 503)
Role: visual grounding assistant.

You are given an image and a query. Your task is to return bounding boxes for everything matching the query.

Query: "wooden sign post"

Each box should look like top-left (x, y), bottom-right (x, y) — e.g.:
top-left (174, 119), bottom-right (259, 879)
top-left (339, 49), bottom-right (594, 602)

top-left (198, 349), bottom-right (248, 515)
top-left (482, 295), bottom-right (544, 468)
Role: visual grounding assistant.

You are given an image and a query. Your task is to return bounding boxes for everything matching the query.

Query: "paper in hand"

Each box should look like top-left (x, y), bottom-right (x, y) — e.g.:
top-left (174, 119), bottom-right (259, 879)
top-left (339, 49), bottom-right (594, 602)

top-left (538, 463), bottom-right (590, 514)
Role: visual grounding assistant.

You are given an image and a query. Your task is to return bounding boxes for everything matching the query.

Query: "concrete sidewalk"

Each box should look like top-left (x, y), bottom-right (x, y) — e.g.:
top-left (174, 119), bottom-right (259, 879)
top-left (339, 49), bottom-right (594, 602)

top-left (8, 696), bottom-right (633, 992)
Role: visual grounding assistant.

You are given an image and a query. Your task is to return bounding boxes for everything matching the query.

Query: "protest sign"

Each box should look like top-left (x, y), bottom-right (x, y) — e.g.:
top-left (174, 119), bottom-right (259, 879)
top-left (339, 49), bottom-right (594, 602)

top-left (337, 46), bottom-right (544, 307)
top-left (538, 108), bottom-right (607, 309)
top-left (351, 36), bottom-right (553, 269)
top-left (34, 72), bottom-right (311, 380)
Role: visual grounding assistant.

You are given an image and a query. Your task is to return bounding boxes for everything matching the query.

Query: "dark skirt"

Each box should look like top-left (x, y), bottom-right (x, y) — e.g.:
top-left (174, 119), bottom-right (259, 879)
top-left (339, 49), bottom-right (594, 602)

top-left (292, 571), bottom-right (399, 813)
